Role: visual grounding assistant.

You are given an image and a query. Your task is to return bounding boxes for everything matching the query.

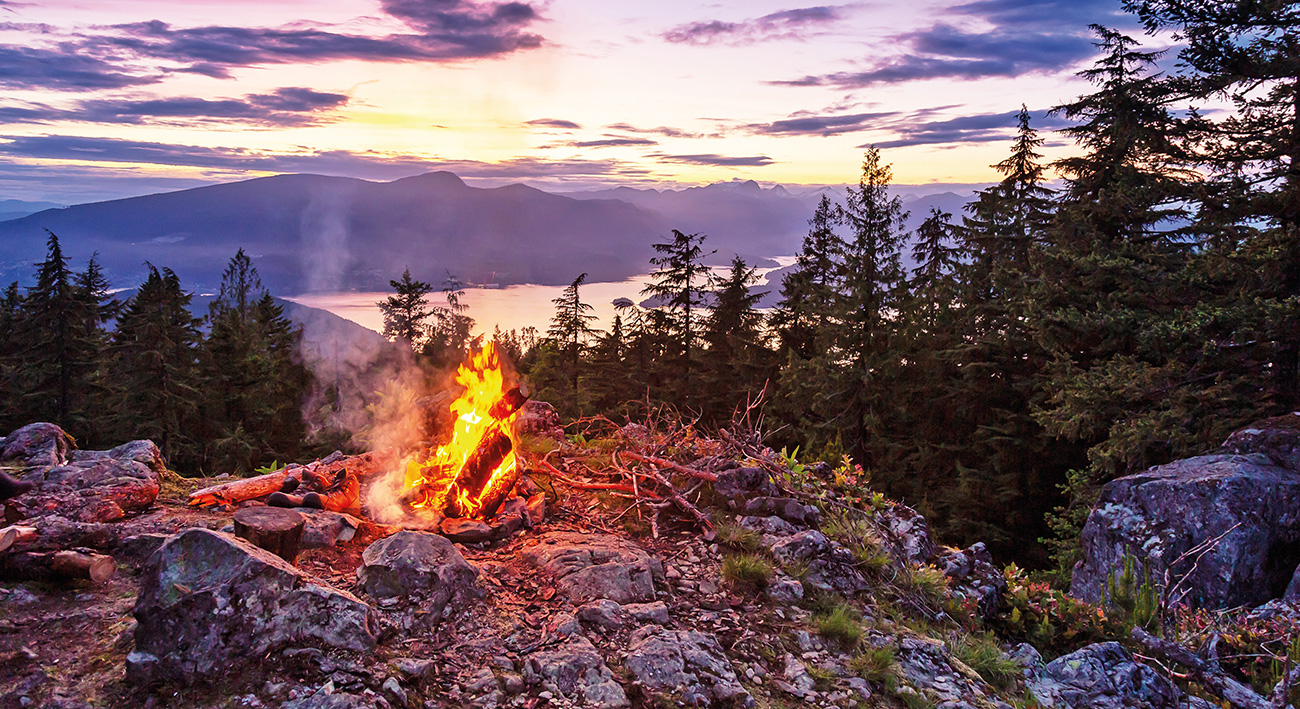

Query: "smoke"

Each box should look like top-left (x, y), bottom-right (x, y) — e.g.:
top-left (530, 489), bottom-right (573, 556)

top-left (299, 182), bottom-right (357, 293)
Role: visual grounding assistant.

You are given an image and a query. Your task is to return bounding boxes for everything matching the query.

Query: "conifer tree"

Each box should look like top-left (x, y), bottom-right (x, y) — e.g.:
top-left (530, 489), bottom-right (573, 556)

top-left (109, 266), bottom-right (201, 467)
top-left (771, 195), bottom-right (843, 359)
top-left (547, 272), bottom-right (598, 396)
top-left (640, 230), bottom-right (713, 401)
top-left (0, 282), bottom-right (22, 432)
top-left (380, 268), bottom-right (434, 349)
top-left (700, 257), bottom-right (770, 420)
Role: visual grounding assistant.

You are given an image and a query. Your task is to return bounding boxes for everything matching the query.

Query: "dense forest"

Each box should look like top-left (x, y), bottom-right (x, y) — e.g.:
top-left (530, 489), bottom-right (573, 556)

top-left (1, 8), bottom-right (1297, 576)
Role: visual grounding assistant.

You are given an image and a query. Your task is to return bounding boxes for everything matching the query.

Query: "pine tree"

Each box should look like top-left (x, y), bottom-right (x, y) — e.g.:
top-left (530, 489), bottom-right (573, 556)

top-left (380, 268), bottom-right (434, 348)
top-left (424, 272), bottom-right (475, 366)
top-left (771, 195), bottom-right (843, 359)
top-left (69, 255), bottom-right (117, 447)
top-left (908, 207), bottom-right (961, 325)
top-left (547, 272), bottom-right (598, 397)
top-left (109, 266), bottom-right (202, 467)
top-left (640, 230), bottom-right (713, 401)
top-left (832, 148), bottom-right (908, 463)
top-left (0, 282), bottom-right (22, 432)
top-left (700, 257), bottom-right (770, 420)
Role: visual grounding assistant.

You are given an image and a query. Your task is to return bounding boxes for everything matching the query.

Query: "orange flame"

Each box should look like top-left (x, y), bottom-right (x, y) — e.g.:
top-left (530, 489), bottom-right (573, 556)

top-left (402, 342), bottom-right (521, 518)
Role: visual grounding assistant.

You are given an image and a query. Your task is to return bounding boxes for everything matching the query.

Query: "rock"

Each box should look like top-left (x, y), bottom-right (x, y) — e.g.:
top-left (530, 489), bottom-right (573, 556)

top-left (524, 493), bottom-right (546, 526)
top-left (117, 533), bottom-right (171, 566)
top-left (1027, 642), bottom-right (1180, 709)
top-left (546, 613), bottom-right (581, 639)
top-left (132, 528), bottom-right (378, 686)
top-left (9, 439), bottom-right (162, 523)
top-left (765, 576), bottom-right (804, 604)
top-left (1072, 453), bottom-right (1300, 608)
top-left (889, 634), bottom-right (1011, 709)
top-left (357, 531), bottom-right (479, 620)
top-left (1248, 598), bottom-right (1300, 623)
top-left (488, 513), bottom-right (524, 540)
top-left (520, 532), bottom-right (663, 603)
top-left (2, 423), bottom-right (73, 467)
top-left (1220, 413), bottom-right (1300, 471)
top-left (936, 542), bottom-right (1007, 620)
top-left (713, 467), bottom-right (776, 502)
top-left (771, 530), bottom-right (867, 595)
top-left (513, 401), bottom-right (564, 439)
top-left (283, 691), bottom-right (381, 709)
top-left (382, 676), bottom-right (407, 707)
top-left (877, 502), bottom-right (936, 564)
top-left (576, 599), bottom-right (627, 629)
top-left (392, 658), bottom-right (439, 681)
top-left (521, 635), bottom-right (629, 708)
top-left (624, 601), bottom-right (670, 625)
top-left (741, 497), bottom-right (820, 526)
top-left (625, 627), bottom-right (753, 708)
top-left (781, 654), bottom-right (816, 699)
top-left (439, 517), bottom-right (493, 544)
top-left (299, 510), bottom-right (361, 548)
top-left (739, 515), bottom-right (799, 537)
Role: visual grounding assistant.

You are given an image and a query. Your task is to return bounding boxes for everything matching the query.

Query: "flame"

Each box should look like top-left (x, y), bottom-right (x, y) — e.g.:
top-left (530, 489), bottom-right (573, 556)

top-left (402, 342), bottom-right (521, 518)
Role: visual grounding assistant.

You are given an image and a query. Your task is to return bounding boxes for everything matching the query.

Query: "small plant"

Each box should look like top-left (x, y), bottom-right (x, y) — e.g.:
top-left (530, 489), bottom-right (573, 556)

top-left (1105, 552), bottom-right (1160, 632)
top-left (906, 564), bottom-right (950, 604)
top-left (946, 631), bottom-right (1020, 691)
top-left (806, 665), bottom-right (837, 691)
top-left (814, 602), bottom-right (864, 648)
top-left (778, 446), bottom-right (807, 474)
top-left (254, 460), bottom-right (283, 475)
top-left (715, 521), bottom-right (763, 553)
top-left (722, 554), bottom-right (773, 592)
top-left (849, 645), bottom-right (896, 683)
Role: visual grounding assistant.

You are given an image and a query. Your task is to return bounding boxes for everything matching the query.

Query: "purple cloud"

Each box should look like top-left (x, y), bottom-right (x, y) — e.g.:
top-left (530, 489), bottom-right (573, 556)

top-left (664, 5), bottom-right (843, 46)
top-left (655, 153), bottom-right (775, 167)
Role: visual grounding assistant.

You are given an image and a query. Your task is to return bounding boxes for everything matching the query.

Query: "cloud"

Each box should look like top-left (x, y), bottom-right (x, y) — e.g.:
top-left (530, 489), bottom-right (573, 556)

top-left (527, 118), bottom-right (582, 129)
top-left (746, 110), bottom-right (898, 136)
top-left (664, 5), bottom-right (844, 46)
top-left (605, 123), bottom-right (713, 139)
top-left (571, 137), bottom-right (658, 148)
top-left (771, 0), bottom-right (1117, 87)
top-left (0, 45), bottom-right (161, 91)
top-left (0, 88), bottom-right (349, 127)
top-left (655, 153), bottom-right (775, 167)
top-left (864, 108), bottom-right (1070, 149)
top-left (0, 134), bottom-right (649, 182)
top-left (0, 1), bottom-right (545, 93)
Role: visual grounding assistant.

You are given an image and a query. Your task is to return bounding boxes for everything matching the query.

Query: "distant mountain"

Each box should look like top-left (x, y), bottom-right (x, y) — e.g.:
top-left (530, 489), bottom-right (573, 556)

top-left (563, 180), bottom-right (813, 267)
top-left (0, 199), bottom-right (64, 222)
top-left (0, 172), bottom-right (670, 293)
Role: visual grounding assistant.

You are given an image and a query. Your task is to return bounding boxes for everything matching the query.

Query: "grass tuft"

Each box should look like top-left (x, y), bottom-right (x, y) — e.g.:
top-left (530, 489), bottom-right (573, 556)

top-left (849, 645), bottom-right (896, 684)
top-left (715, 521), bottom-right (764, 553)
top-left (946, 632), bottom-right (1020, 691)
top-left (813, 602), bottom-right (864, 648)
top-left (722, 554), bottom-right (773, 591)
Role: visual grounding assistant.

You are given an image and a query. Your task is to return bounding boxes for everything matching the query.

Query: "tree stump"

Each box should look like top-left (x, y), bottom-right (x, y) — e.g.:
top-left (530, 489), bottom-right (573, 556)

top-left (233, 507), bottom-right (306, 563)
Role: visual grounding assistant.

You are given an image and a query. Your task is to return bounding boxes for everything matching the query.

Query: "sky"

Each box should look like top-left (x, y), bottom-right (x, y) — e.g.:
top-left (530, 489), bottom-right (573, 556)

top-left (0, 0), bottom-right (1149, 205)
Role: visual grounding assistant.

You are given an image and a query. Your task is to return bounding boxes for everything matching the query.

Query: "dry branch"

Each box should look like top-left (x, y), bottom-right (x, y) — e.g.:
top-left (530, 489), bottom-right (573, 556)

top-left (1131, 627), bottom-right (1283, 709)
top-left (619, 452), bottom-right (718, 482)
top-left (536, 459), bottom-right (658, 498)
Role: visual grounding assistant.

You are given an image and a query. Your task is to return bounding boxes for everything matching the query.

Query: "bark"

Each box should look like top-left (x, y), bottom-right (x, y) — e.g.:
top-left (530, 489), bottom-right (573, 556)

top-left (0, 550), bottom-right (116, 583)
top-left (232, 507), bottom-right (305, 563)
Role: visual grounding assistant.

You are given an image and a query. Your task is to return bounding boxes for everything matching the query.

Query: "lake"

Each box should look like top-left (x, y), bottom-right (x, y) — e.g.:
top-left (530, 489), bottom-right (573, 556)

top-left (286, 259), bottom-right (794, 338)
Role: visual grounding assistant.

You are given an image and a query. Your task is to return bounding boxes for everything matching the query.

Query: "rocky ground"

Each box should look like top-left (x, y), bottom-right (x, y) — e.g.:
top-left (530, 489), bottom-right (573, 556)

top-left (6, 413), bottom-right (1300, 709)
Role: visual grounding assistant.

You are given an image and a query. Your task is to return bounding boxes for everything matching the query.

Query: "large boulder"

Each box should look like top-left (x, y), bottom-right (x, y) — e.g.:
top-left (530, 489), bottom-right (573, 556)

top-left (131, 528), bottom-right (378, 686)
top-left (625, 627), bottom-right (753, 708)
top-left (520, 532), bottom-right (663, 603)
top-left (887, 633), bottom-right (1012, 709)
top-left (2, 422), bottom-right (73, 467)
top-left (356, 530), bottom-right (479, 623)
top-left (12, 438), bottom-right (163, 522)
top-left (1026, 642), bottom-right (1180, 709)
top-left (1220, 413), bottom-right (1300, 471)
top-left (1071, 453), bottom-right (1300, 608)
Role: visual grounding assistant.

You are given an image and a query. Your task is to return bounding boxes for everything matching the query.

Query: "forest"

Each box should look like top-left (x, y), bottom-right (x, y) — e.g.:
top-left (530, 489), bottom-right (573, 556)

top-left (1, 10), bottom-right (1297, 577)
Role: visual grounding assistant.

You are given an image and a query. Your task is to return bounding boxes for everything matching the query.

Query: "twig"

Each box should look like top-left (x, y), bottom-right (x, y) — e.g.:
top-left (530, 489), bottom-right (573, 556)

top-left (535, 459), bottom-right (660, 498)
top-left (620, 451), bottom-right (718, 482)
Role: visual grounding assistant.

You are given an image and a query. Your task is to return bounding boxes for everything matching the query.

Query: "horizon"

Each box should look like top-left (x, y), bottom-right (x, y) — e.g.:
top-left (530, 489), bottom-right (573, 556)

top-left (0, 0), bottom-right (1156, 205)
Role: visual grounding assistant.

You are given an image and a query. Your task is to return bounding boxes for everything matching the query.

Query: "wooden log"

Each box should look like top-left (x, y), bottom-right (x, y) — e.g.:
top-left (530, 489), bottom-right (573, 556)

top-left (0, 525), bottom-right (37, 553)
top-left (0, 550), bottom-right (116, 583)
top-left (233, 507), bottom-right (305, 563)
top-left (188, 469), bottom-right (294, 508)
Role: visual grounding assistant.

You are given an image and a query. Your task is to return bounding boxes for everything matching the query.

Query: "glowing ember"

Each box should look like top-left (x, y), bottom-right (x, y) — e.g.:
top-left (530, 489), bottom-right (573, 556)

top-left (402, 342), bottom-right (528, 519)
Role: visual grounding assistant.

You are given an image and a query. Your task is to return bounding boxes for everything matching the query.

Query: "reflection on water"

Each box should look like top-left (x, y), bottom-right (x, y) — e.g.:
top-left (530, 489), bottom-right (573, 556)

top-left (286, 259), bottom-right (793, 338)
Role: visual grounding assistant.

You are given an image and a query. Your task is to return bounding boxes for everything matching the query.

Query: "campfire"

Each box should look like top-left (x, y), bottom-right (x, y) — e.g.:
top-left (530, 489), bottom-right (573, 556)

top-left (399, 342), bottom-right (529, 521)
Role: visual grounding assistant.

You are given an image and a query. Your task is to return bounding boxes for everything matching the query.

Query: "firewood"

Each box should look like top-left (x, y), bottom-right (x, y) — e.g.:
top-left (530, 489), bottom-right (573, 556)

top-left (0, 525), bottom-right (37, 553)
top-left (233, 507), bottom-right (306, 563)
top-left (189, 469), bottom-right (294, 508)
top-left (620, 452), bottom-right (718, 482)
top-left (0, 550), bottom-right (115, 583)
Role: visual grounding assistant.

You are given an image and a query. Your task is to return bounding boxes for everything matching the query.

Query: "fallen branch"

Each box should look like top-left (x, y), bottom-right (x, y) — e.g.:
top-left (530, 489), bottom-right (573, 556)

top-left (1131, 627), bottom-right (1279, 709)
top-left (536, 459), bottom-right (660, 498)
top-left (0, 550), bottom-right (116, 584)
top-left (188, 469), bottom-right (292, 508)
top-left (619, 452), bottom-right (717, 482)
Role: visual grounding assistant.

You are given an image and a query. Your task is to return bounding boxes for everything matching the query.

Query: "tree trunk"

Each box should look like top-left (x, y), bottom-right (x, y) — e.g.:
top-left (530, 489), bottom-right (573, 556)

top-left (0, 550), bottom-right (116, 583)
top-left (233, 507), bottom-right (305, 563)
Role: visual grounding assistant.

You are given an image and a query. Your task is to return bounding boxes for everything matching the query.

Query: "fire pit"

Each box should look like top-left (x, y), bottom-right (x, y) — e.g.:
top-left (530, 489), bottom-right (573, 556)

top-left (400, 343), bottom-right (528, 520)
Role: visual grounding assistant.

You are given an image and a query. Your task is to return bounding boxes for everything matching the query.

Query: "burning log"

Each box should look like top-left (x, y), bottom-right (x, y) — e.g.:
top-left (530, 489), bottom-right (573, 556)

top-left (1, 550), bottom-right (116, 583)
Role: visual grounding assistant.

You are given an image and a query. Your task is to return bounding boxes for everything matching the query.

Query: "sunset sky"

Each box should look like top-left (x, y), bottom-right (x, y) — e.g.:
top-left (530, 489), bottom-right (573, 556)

top-left (0, 0), bottom-right (1151, 204)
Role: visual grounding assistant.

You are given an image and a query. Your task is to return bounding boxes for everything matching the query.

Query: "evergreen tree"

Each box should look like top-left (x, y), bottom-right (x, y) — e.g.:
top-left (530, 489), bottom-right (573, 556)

top-left (700, 257), bottom-right (770, 420)
top-left (13, 232), bottom-right (107, 431)
top-left (424, 272), bottom-right (475, 366)
top-left (380, 268), bottom-right (434, 349)
top-left (547, 272), bottom-right (598, 396)
top-left (771, 195), bottom-right (843, 359)
top-left (0, 282), bottom-right (22, 432)
top-left (908, 207), bottom-right (961, 325)
top-left (109, 266), bottom-right (202, 467)
top-left (640, 230), bottom-right (713, 402)
top-left (832, 148), bottom-right (908, 463)
top-left (69, 255), bottom-right (117, 447)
